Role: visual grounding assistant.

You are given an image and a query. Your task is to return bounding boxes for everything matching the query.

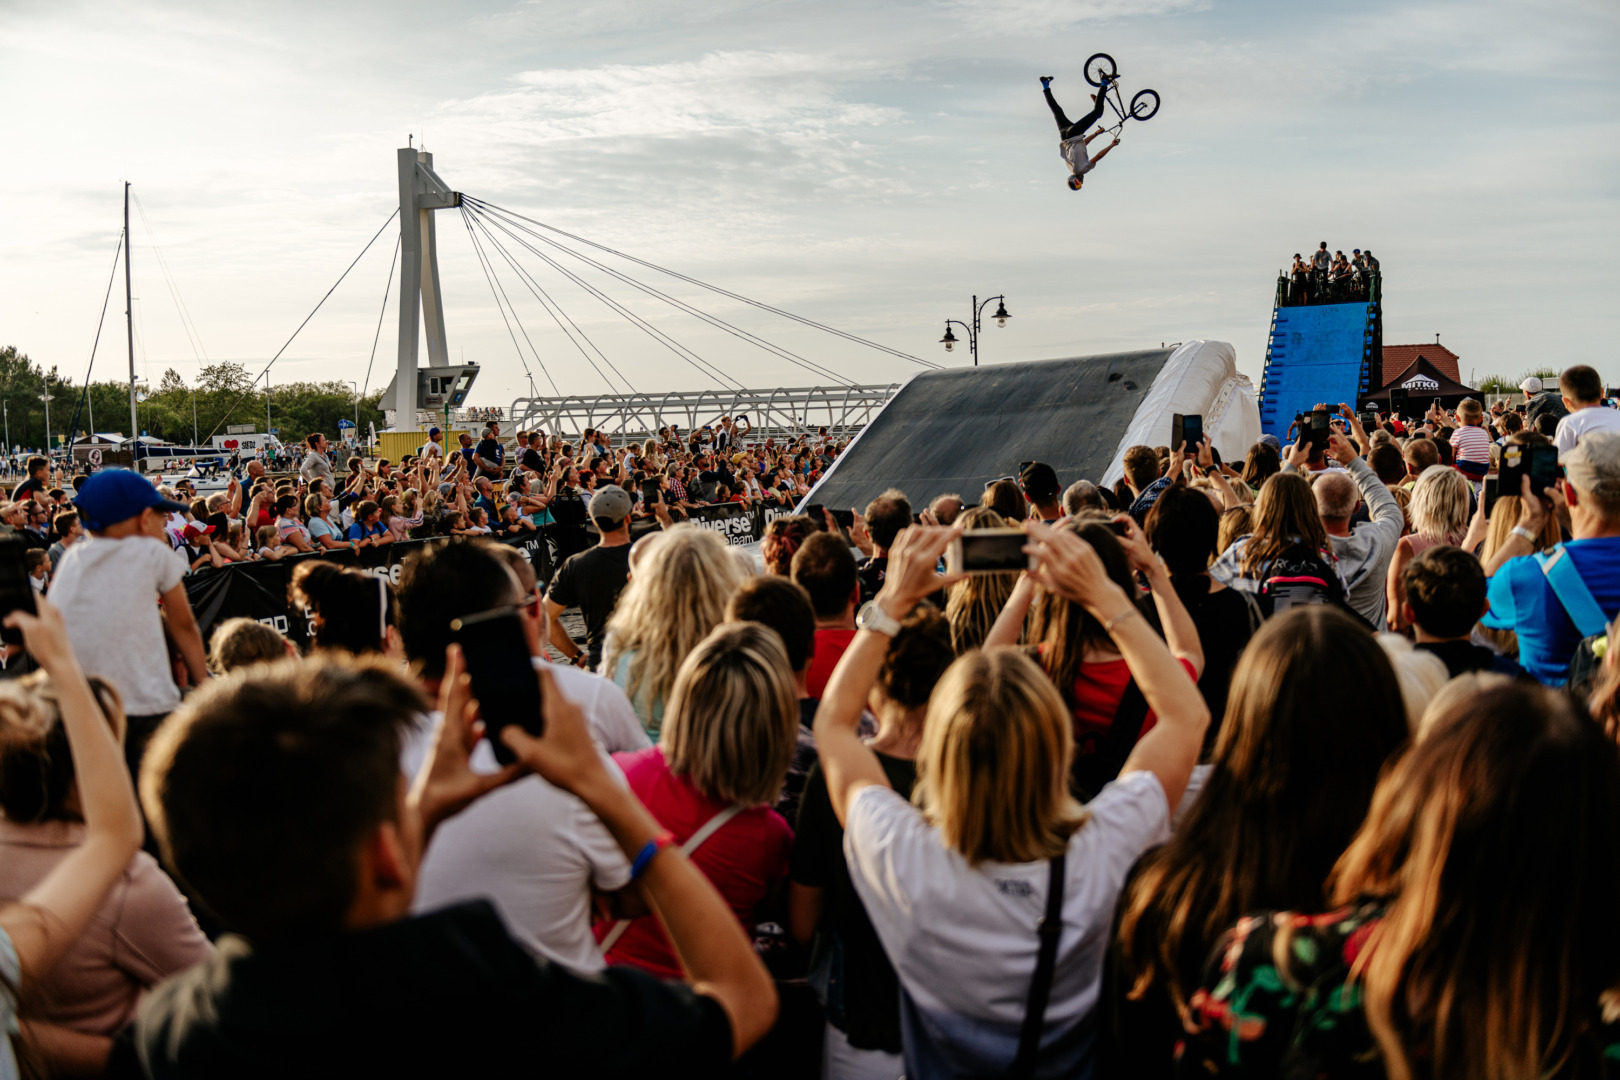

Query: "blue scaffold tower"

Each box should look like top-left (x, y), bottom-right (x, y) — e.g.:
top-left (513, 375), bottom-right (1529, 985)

top-left (1257, 270), bottom-right (1382, 439)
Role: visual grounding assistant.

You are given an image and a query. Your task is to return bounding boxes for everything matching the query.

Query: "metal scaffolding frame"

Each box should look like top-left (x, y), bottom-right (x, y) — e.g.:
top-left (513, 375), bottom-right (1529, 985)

top-left (507, 383), bottom-right (902, 442)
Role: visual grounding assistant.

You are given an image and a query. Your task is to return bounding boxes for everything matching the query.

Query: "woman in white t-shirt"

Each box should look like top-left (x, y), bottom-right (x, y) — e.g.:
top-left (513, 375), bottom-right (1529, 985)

top-left (813, 522), bottom-right (1209, 1079)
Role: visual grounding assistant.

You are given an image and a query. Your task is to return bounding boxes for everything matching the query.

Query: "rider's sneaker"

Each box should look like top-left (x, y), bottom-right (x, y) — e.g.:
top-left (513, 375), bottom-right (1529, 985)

top-left (1039, 76), bottom-right (1053, 88)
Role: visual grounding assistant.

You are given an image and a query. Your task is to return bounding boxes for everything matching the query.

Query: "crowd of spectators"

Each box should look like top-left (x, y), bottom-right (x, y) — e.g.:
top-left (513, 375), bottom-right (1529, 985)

top-left (5, 365), bottom-right (1620, 1079)
top-left (2, 416), bottom-right (851, 595)
top-left (1283, 241), bottom-right (1379, 306)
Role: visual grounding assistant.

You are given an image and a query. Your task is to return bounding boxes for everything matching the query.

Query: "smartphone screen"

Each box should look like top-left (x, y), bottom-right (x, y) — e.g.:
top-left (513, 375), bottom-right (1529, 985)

top-left (1172, 414), bottom-right (1203, 451)
top-left (640, 477), bottom-right (662, 506)
top-left (1499, 445), bottom-right (1527, 500)
top-left (1360, 411), bottom-right (1379, 427)
top-left (804, 503), bottom-right (823, 526)
top-left (1388, 389), bottom-right (1410, 419)
top-left (830, 508), bottom-right (855, 529)
top-left (1308, 409), bottom-right (1331, 450)
top-left (449, 609), bottom-right (543, 766)
top-left (0, 534), bottom-right (36, 646)
top-left (1481, 476), bottom-right (1500, 518)
top-left (1528, 444), bottom-right (1561, 496)
top-left (949, 529), bottom-right (1030, 574)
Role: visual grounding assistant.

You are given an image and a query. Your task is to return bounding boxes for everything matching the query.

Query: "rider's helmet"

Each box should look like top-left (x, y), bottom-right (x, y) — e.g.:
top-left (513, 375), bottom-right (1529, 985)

top-left (1068, 175), bottom-right (1084, 190)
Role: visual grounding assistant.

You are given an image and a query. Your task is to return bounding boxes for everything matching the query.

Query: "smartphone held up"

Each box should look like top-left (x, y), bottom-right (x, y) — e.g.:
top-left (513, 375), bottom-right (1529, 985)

top-left (946, 529), bottom-right (1032, 576)
top-left (449, 608), bottom-right (544, 765)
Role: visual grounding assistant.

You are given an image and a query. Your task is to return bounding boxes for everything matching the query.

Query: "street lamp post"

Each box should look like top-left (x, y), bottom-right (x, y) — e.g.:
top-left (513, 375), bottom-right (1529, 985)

top-left (348, 381), bottom-right (361, 448)
top-left (939, 294), bottom-right (1011, 367)
top-left (40, 367), bottom-right (56, 464)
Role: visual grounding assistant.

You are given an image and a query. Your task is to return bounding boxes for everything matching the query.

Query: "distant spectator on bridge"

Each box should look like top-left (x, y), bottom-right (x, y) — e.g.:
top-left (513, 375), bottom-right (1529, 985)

top-left (1311, 241), bottom-right (1330, 277)
top-left (1554, 364), bottom-right (1620, 454)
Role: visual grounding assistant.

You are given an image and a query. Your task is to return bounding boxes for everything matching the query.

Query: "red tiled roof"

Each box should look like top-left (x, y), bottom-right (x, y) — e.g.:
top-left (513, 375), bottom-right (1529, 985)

top-left (1382, 344), bottom-right (1460, 388)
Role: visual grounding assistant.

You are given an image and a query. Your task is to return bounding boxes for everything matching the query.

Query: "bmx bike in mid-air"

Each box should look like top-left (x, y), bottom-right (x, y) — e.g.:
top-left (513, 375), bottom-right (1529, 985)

top-left (1083, 52), bottom-right (1160, 131)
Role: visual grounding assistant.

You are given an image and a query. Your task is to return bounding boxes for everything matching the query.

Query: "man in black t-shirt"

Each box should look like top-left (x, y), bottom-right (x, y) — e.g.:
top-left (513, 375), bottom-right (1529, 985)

top-left (545, 484), bottom-right (633, 670)
top-left (107, 650), bottom-right (775, 1078)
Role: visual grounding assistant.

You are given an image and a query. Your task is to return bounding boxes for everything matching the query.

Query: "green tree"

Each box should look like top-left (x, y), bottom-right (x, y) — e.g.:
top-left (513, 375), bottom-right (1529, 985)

top-left (197, 362), bottom-right (254, 396)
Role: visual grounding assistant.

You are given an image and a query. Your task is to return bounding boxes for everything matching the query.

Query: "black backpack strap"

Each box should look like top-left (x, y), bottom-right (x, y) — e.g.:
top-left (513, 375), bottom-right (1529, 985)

top-left (1007, 852), bottom-right (1067, 1080)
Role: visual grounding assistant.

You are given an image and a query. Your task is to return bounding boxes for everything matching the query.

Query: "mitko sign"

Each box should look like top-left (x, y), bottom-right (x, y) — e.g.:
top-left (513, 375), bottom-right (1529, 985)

top-left (1401, 376), bottom-right (1440, 390)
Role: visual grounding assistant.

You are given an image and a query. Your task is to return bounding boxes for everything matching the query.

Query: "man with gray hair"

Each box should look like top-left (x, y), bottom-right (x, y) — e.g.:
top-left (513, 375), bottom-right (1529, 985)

top-left (1282, 431), bottom-right (1403, 628)
top-left (1062, 480), bottom-right (1104, 518)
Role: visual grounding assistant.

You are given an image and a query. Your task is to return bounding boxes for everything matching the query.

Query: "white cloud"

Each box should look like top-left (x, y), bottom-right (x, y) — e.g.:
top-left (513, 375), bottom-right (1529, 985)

top-left (0, 0), bottom-right (1615, 408)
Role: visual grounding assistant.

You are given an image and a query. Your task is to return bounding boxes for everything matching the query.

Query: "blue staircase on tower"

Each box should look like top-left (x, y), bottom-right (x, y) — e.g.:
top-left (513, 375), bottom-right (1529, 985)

top-left (1257, 294), bottom-right (1380, 440)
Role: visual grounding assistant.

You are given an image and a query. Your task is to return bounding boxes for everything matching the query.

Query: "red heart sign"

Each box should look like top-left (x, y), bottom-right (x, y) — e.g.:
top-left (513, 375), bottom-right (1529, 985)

top-left (223, 439), bottom-right (239, 449)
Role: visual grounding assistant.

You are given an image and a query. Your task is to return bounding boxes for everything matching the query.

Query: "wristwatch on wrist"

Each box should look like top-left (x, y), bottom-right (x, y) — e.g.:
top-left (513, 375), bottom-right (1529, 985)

top-left (1510, 525), bottom-right (1537, 544)
top-left (856, 600), bottom-right (903, 637)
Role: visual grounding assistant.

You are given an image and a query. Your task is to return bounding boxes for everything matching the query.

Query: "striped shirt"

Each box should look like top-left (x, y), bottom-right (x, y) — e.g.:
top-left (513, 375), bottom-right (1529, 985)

top-left (1450, 424), bottom-right (1492, 464)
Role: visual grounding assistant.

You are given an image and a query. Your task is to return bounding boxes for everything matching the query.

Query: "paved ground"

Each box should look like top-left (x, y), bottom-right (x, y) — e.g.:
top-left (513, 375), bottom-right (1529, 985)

top-left (544, 608), bottom-right (588, 664)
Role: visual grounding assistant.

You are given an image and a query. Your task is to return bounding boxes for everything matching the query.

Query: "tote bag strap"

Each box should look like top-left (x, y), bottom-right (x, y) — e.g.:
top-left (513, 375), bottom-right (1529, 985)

top-left (1006, 852), bottom-right (1067, 1080)
top-left (599, 803), bottom-right (747, 954)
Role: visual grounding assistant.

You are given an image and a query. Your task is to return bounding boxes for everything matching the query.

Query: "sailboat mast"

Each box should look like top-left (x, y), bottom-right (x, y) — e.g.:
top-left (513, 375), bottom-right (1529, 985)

top-left (124, 182), bottom-right (137, 444)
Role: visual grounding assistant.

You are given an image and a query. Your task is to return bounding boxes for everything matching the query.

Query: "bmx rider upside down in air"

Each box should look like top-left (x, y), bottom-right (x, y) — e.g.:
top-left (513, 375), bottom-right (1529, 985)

top-left (1041, 75), bottom-right (1120, 190)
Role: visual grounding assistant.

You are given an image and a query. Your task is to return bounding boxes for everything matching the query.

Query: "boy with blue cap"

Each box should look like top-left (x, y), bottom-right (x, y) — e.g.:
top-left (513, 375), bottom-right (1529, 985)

top-left (49, 468), bottom-right (210, 780)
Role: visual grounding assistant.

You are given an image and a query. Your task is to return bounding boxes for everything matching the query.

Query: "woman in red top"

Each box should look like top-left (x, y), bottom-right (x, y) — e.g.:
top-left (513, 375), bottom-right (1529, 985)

top-left (987, 516), bottom-right (1202, 799)
top-left (599, 622), bottom-right (797, 978)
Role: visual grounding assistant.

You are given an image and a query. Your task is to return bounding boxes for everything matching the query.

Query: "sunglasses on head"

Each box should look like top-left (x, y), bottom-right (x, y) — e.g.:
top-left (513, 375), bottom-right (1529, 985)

top-left (985, 476), bottom-right (1015, 487)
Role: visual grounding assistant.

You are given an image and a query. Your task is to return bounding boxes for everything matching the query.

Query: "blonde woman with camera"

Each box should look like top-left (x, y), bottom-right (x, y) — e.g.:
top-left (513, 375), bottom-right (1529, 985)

top-left (814, 523), bottom-right (1208, 1077)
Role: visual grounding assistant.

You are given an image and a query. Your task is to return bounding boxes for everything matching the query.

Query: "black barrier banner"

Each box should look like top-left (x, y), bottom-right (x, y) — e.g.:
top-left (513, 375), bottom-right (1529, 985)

top-left (759, 504), bottom-right (795, 531)
top-left (181, 506), bottom-right (813, 648)
top-left (686, 502), bottom-right (757, 547)
top-left (183, 530), bottom-right (556, 649)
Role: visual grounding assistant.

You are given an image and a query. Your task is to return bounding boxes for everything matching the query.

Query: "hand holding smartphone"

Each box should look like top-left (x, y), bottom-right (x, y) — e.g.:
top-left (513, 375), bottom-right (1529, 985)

top-left (449, 608), bottom-right (544, 766)
top-left (946, 528), bottom-right (1033, 575)
top-left (1171, 414), bottom-right (1203, 454)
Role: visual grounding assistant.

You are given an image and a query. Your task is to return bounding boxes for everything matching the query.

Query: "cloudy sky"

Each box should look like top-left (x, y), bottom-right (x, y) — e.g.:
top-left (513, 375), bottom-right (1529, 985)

top-left (2, 0), bottom-right (1616, 415)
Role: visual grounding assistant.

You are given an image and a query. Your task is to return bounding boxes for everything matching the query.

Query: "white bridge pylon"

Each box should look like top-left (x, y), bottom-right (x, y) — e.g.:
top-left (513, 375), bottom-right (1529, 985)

top-left (392, 146), bottom-right (461, 420)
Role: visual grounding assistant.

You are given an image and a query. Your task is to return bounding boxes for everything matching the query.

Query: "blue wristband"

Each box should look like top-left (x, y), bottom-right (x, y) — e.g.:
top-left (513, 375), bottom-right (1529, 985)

top-left (630, 831), bottom-right (676, 880)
